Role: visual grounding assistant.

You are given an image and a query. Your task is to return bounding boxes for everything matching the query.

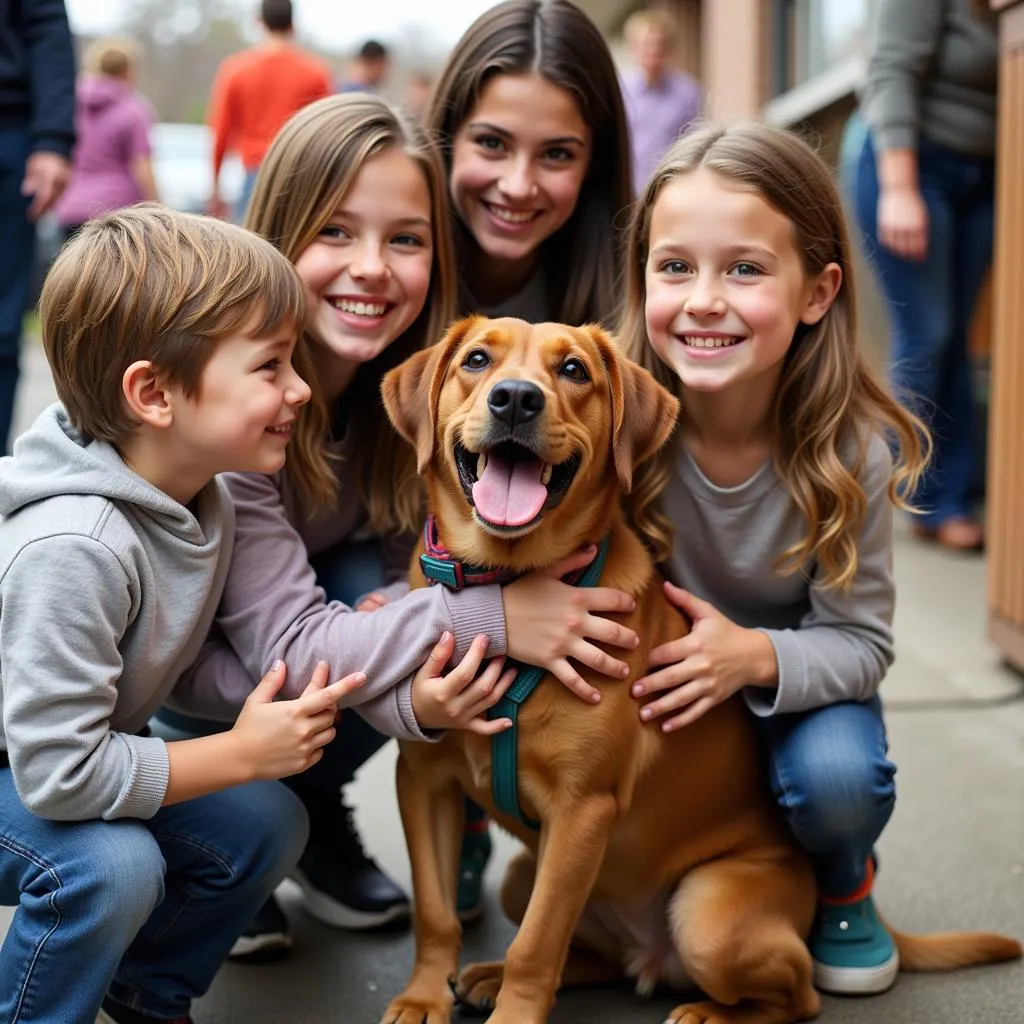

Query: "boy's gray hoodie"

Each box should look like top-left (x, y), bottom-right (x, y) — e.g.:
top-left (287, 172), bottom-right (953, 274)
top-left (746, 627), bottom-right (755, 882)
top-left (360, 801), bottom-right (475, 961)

top-left (0, 404), bottom-right (233, 821)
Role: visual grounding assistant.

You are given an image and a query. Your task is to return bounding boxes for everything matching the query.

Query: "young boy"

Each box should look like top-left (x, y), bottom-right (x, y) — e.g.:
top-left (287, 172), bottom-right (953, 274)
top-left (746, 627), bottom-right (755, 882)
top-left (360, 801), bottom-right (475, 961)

top-left (0, 205), bottom-right (366, 1024)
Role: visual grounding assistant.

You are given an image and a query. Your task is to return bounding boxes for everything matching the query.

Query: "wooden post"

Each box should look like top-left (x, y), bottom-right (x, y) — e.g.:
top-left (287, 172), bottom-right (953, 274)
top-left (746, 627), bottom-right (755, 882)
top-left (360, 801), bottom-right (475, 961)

top-left (988, 0), bottom-right (1024, 668)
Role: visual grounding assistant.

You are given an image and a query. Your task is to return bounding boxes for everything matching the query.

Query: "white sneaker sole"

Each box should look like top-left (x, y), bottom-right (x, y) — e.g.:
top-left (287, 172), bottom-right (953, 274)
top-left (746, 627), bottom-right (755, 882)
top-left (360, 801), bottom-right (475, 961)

top-left (290, 868), bottom-right (411, 931)
top-left (813, 949), bottom-right (900, 995)
top-left (227, 929), bottom-right (292, 960)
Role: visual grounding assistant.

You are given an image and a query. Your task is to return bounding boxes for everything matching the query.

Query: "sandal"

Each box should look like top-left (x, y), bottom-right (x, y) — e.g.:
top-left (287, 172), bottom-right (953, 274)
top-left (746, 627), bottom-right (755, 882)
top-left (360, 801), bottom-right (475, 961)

top-left (913, 515), bottom-right (984, 552)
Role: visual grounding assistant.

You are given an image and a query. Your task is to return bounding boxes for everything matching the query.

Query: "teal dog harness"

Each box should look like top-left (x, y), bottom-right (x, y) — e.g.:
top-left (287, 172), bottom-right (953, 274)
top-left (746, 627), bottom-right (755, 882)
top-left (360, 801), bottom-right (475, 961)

top-left (419, 521), bottom-right (610, 830)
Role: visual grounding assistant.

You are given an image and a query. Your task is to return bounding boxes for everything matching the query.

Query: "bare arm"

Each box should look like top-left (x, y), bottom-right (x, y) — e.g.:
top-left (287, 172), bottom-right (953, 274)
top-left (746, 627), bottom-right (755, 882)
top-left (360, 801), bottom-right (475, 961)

top-left (130, 154), bottom-right (159, 202)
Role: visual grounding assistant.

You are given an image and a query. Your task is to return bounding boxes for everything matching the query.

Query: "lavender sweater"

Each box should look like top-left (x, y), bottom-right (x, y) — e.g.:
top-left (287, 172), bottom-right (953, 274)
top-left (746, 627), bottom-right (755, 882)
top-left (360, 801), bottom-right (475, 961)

top-left (171, 430), bottom-right (507, 740)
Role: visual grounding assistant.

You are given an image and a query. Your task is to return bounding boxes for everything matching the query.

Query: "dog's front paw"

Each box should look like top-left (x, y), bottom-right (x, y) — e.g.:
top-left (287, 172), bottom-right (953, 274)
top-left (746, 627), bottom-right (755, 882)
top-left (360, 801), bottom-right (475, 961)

top-left (666, 999), bottom-right (743, 1024)
top-left (452, 960), bottom-right (505, 1015)
top-left (380, 987), bottom-right (454, 1024)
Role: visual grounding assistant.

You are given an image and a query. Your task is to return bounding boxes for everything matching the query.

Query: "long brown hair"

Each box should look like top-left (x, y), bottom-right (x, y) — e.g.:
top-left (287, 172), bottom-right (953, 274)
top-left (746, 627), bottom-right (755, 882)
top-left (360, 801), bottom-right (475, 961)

top-left (246, 93), bottom-right (456, 531)
top-left (427, 0), bottom-right (633, 326)
top-left (618, 123), bottom-right (931, 590)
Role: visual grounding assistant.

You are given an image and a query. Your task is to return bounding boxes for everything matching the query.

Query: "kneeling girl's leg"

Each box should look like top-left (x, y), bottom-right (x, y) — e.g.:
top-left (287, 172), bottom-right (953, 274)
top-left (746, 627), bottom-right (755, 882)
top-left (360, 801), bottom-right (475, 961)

top-left (757, 696), bottom-right (899, 994)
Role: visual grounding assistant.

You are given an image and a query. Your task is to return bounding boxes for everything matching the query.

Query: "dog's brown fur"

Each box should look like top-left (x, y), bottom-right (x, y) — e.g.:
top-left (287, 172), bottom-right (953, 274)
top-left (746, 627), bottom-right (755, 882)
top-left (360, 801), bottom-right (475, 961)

top-left (379, 317), bottom-right (1021, 1024)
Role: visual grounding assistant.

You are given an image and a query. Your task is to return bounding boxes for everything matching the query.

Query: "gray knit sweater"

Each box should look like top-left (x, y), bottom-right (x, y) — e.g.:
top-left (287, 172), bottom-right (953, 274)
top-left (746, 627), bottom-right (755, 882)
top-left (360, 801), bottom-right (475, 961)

top-left (660, 434), bottom-right (896, 716)
top-left (861, 0), bottom-right (997, 157)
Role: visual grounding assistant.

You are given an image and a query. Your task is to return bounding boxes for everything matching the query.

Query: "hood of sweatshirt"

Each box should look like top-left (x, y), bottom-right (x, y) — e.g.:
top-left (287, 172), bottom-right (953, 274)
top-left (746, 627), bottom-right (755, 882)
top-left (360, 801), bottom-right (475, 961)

top-left (77, 74), bottom-right (132, 116)
top-left (0, 404), bottom-right (215, 546)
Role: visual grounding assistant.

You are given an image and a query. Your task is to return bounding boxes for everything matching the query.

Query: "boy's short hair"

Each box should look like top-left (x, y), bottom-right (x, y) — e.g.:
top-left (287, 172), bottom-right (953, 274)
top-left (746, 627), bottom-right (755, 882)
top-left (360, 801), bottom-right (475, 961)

top-left (41, 204), bottom-right (306, 445)
top-left (358, 40), bottom-right (388, 62)
top-left (260, 0), bottom-right (293, 33)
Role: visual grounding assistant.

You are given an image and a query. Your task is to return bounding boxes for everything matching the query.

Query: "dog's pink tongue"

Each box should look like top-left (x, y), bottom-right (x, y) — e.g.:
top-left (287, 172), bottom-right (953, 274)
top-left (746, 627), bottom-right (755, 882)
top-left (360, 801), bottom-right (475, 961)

top-left (472, 454), bottom-right (547, 527)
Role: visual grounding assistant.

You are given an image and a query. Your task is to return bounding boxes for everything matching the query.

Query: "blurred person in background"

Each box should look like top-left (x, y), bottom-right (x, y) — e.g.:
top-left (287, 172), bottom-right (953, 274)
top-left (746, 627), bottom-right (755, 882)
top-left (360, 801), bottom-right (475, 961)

top-left (619, 7), bottom-right (701, 194)
top-left (402, 70), bottom-right (434, 122)
top-left (0, 0), bottom-right (75, 454)
top-left (206, 0), bottom-right (332, 221)
top-left (56, 37), bottom-right (158, 242)
top-left (339, 40), bottom-right (390, 94)
top-left (849, 0), bottom-right (996, 552)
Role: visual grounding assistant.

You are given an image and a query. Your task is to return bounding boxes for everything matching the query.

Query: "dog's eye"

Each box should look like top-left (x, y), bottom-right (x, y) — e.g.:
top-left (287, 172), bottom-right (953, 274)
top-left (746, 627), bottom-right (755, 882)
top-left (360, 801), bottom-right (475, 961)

top-left (462, 349), bottom-right (491, 371)
top-left (558, 358), bottom-right (590, 383)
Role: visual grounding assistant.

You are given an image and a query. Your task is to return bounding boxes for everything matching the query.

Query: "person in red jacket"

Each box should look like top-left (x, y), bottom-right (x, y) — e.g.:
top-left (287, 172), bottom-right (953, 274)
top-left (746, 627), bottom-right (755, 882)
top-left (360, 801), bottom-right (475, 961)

top-left (206, 0), bottom-right (331, 221)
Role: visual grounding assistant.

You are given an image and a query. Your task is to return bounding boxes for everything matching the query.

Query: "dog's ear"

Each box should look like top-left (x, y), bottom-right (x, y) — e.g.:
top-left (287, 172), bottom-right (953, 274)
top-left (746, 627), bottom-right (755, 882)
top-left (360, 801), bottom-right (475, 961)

top-left (381, 316), bottom-right (480, 474)
top-left (588, 325), bottom-right (680, 493)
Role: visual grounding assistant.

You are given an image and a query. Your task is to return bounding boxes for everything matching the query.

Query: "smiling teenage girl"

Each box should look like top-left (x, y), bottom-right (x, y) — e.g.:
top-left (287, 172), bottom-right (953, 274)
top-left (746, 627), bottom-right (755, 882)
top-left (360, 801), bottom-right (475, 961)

top-left (619, 123), bottom-right (930, 996)
top-left (429, 0), bottom-right (632, 327)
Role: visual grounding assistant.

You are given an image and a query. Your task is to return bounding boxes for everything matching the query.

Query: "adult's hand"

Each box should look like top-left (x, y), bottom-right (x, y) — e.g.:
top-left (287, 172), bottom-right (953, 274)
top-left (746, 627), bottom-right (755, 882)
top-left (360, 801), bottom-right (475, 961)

top-left (877, 186), bottom-right (929, 262)
top-left (22, 151), bottom-right (70, 221)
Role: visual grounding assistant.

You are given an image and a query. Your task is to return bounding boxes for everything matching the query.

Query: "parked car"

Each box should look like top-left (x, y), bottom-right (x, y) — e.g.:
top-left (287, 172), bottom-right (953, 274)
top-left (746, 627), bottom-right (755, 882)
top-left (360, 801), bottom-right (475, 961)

top-left (151, 121), bottom-right (244, 214)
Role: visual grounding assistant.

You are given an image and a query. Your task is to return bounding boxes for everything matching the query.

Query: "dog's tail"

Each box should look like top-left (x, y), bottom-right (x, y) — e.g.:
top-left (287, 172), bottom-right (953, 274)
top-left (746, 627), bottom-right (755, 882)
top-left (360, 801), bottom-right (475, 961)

top-left (889, 924), bottom-right (1022, 972)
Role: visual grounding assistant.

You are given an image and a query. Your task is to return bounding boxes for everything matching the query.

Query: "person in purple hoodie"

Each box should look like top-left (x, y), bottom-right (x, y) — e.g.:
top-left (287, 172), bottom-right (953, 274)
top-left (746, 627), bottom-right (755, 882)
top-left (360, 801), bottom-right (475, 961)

top-left (56, 37), bottom-right (158, 240)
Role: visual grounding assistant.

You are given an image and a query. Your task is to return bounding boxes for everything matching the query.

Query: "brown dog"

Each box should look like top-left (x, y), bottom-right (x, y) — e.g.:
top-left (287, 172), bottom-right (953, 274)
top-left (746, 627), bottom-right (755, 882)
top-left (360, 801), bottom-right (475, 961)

top-left (379, 316), bottom-right (1021, 1024)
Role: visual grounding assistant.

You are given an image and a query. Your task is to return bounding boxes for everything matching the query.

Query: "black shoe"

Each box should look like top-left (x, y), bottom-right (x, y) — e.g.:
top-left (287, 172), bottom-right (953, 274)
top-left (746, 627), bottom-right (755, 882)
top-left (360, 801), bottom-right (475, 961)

top-left (291, 792), bottom-right (411, 931)
top-left (227, 893), bottom-right (292, 962)
top-left (97, 997), bottom-right (194, 1023)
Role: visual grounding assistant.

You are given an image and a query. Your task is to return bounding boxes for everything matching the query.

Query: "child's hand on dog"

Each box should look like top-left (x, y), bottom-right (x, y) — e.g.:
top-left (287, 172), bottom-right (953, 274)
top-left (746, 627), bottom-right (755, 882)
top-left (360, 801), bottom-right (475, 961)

top-left (411, 632), bottom-right (515, 735)
top-left (630, 583), bottom-right (778, 731)
top-left (502, 545), bottom-right (639, 704)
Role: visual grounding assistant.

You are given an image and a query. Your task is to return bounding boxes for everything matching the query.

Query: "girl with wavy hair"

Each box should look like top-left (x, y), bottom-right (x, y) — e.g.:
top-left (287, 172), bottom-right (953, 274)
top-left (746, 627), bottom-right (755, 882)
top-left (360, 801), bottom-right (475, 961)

top-left (619, 122), bottom-right (930, 997)
top-left (164, 93), bottom-right (639, 960)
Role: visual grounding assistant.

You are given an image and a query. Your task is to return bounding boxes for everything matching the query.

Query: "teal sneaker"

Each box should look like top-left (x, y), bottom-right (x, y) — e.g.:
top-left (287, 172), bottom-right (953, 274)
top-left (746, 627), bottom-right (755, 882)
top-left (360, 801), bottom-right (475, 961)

top-left (810, 893), bottom-right (899, 995)
top-left (456, 826), bottom-right (492, 923)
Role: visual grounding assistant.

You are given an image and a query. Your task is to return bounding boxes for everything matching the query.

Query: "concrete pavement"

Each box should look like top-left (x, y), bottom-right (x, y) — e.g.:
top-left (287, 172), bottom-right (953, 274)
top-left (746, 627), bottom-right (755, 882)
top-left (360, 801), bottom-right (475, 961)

top-left (4, 337), bottom-right (1023, 1023)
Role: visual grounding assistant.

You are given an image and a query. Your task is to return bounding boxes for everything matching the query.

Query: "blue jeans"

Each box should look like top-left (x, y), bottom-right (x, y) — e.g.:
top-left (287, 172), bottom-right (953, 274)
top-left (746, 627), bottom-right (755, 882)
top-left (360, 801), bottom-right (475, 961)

top-left (156, 539), bottom-right (393, 793)
top-left (235, 167), bottom-right (259, 224)
top-left (757, 696), bottom-right (896, 898)
top-left (0, 128), bottom-right (36, 454)
top-left (0, 769), bottom-right (307, 1022)
top-left (850, 132), bottom-right (995, 526)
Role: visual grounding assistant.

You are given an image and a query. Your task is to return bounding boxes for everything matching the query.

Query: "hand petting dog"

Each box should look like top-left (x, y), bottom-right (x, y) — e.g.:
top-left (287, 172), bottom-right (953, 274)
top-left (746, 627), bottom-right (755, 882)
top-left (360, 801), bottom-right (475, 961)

top-left (632, 582), bottom-right (778, 731)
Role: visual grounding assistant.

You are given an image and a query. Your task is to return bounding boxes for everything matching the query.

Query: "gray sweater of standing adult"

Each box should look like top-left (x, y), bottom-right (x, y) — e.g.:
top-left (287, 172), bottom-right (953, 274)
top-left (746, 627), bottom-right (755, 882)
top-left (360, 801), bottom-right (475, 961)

top-left (660, 435), bottom-right (896, 715)
top-left (861, 0), bottom-right (998, 156)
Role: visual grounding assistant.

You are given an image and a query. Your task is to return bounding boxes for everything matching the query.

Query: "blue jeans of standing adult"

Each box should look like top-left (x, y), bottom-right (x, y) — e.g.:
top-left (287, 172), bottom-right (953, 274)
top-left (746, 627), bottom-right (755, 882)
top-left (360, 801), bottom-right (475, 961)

top-left (0, 128), bottom-right (36, 454)
top-left (757, 695), bottom-right (896, 897)
top-left (0, 768), bottom-right (307, 1022)
top-left (851, 132), bottom-right (995, 527)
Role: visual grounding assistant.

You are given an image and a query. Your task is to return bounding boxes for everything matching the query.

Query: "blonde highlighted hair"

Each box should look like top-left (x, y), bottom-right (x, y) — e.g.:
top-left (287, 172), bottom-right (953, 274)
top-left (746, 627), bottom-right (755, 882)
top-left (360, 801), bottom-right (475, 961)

top-left (618, 122), bottom-right (931, 591)
top-left (246, 93), bottom-right (457, 530)
top-left (41, 203), bottom-right (306, 445)
top-left (623, 8), bottom-right (677, 44)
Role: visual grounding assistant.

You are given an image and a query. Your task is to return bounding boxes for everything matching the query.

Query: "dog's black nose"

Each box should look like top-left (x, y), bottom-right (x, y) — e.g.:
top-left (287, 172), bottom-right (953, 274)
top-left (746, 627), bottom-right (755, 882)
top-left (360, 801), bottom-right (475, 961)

top-left (487, 379), bottom-right (545, 430)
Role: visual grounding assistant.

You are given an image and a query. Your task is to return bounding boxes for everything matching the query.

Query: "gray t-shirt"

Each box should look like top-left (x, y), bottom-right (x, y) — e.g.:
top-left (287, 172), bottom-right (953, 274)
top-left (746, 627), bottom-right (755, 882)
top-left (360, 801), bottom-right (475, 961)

top-left (861, 0), bottom-right (997, 156)
top-left (659, 434), bottom-right (896, 716)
